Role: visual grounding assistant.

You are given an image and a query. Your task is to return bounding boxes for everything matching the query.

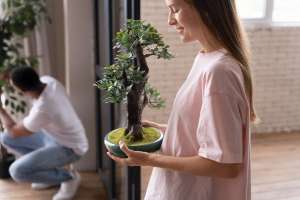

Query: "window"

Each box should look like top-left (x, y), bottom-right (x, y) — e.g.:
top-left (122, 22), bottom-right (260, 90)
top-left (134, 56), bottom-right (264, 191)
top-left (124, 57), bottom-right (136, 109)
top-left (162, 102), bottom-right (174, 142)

top-left (236, 0), bottom-right (267, 19)
top-left (273, 0), bottom-right (300, 22)
top-left (237, 0), bottom-right (300, 25)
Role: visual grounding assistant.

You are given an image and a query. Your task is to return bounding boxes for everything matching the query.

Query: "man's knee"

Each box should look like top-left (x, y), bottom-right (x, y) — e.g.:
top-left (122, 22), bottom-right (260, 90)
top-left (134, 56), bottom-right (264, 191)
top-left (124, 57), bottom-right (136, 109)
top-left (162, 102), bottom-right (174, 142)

top-left (9, 160), bottom-right (31, 183)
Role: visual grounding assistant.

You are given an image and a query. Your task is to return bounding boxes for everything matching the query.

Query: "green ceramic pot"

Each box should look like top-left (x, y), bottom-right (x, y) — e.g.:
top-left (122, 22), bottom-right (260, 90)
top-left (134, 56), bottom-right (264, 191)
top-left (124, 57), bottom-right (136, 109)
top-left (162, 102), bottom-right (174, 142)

top-left (104, 128), bottom-right (163, 158)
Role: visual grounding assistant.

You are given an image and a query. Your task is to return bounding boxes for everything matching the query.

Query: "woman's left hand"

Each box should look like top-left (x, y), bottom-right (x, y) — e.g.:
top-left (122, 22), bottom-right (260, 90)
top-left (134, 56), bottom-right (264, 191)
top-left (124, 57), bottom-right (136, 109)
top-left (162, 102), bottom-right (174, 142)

top-left (107, 141), bottom-right (152, 167)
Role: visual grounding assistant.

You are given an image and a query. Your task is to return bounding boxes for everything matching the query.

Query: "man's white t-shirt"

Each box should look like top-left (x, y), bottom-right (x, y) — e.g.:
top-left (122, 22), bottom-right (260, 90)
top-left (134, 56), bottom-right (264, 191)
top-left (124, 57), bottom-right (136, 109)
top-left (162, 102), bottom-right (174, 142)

top-left (23, 76), bottom-right (89, 156)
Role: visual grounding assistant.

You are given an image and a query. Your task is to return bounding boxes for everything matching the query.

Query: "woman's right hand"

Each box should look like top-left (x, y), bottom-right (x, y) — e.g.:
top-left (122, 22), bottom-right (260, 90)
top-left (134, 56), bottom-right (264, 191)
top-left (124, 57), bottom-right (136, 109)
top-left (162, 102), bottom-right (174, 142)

top-left (142, 120), bottom-right (167, 133)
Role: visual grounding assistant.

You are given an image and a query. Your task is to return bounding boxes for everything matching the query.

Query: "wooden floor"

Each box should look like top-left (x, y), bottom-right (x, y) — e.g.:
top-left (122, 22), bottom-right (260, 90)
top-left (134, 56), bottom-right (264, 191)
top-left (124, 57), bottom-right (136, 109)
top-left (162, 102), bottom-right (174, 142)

top-left (141, 132), bottom-right (300, 200)
top-left (251, 133), bottom-right (300, 200)
top-left (0, 133), bottom-right (299, 200)
top-left (0, 172), bottom-right (107, 200)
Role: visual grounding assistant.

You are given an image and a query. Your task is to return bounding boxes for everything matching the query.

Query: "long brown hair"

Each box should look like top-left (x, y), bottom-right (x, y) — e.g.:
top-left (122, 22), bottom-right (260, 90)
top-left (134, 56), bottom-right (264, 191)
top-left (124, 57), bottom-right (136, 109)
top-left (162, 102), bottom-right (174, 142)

top-left (186, 0), bottom-right (257, 122)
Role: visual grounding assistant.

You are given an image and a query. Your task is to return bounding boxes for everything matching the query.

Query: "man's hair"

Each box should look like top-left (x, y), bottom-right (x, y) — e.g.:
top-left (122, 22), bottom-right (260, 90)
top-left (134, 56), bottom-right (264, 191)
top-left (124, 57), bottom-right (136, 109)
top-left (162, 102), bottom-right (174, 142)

top-left (10, 67), bottom-right (42, 92)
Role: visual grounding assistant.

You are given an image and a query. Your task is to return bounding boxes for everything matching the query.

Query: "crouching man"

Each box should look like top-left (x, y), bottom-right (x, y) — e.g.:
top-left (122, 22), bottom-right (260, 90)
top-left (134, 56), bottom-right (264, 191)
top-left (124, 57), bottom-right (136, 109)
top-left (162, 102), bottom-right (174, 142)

top-left (0, 67), bottom-right (89, 200)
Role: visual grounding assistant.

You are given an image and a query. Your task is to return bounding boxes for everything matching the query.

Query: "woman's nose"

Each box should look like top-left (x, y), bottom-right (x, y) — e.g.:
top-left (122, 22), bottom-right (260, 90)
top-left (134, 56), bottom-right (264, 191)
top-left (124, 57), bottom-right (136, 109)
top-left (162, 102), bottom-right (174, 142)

top-left (168, 13), bottom-right (176, 25)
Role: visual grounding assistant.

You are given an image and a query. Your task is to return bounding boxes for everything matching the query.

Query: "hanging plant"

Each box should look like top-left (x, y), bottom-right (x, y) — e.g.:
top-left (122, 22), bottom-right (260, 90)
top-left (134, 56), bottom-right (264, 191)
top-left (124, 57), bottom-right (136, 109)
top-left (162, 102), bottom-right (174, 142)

top-left (0, 0), bottom-right (49, 75)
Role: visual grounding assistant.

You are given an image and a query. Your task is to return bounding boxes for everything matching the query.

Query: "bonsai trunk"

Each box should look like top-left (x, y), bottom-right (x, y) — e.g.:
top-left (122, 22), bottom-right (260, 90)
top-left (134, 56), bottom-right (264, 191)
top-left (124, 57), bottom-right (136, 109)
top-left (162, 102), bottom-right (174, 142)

top-left (125, 42), bottom-right (149, 141)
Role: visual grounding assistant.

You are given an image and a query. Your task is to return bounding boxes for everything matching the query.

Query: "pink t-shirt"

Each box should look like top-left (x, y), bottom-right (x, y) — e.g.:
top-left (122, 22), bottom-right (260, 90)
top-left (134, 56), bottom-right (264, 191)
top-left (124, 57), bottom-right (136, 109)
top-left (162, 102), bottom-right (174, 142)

top-left (145, 49), bottom-right (251, 200)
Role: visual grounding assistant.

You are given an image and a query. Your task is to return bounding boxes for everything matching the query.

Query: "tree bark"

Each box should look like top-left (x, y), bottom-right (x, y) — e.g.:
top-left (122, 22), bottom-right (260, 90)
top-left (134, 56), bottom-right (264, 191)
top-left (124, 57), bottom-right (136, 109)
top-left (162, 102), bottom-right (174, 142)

top-left (125, 42), bottom-right (149, 141)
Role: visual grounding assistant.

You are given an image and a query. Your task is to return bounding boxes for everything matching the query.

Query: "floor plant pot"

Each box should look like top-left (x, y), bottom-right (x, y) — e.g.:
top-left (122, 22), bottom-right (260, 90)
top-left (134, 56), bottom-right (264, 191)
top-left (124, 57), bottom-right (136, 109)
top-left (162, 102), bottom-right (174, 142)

top-left (0, 155), bottom-right (15, 179)
top-left (104, 127), bottom-right (163, 158)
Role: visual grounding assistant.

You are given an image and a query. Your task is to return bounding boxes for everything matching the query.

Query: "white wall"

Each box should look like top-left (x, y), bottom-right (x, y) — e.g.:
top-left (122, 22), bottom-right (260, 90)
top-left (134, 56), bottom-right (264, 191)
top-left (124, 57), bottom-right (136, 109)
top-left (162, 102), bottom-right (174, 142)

top-left (248, 26), bottom-right (300, 133)
top-left (45, 0), bottom-right (66, 84)
top-left (63, 0), bottom-right (97, 170)
top-left (141, 0), bottom-right (300, 134)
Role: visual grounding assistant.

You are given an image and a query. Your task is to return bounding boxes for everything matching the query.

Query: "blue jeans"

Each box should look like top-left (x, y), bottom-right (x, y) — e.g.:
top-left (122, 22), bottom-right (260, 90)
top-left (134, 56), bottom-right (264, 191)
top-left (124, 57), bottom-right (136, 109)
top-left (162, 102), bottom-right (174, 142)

top-left (0, 131), bottom-right (81, 184)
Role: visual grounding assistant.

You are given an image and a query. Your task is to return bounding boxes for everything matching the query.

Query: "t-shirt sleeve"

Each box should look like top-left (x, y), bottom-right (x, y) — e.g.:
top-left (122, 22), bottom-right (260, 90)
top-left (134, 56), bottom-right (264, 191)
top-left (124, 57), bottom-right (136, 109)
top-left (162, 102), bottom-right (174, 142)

top-left (197, 93), bottom-right (244, 164)
top-left (23, 109), bottom-right (52, 132)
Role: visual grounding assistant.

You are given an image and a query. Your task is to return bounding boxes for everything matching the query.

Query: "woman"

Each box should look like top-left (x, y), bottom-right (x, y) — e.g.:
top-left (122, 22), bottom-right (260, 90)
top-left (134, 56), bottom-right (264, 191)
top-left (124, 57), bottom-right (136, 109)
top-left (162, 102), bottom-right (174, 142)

top-left (108, 0), bottom-right (257, 199)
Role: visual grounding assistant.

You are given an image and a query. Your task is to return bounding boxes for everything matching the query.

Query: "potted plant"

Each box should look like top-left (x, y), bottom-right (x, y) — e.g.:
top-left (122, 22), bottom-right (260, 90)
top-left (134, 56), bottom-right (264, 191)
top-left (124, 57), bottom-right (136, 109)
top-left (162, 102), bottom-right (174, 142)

top-left (0, 0), bottom-right (48, 178)
top-left (95, 20), bottom-right (173, 157)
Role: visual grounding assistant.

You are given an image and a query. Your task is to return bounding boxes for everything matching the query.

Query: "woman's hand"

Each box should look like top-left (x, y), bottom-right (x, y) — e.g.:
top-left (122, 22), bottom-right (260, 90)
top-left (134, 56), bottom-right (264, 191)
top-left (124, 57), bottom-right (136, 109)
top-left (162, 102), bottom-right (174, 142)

top-left (142, 120), bottom-right (167, 133)
top-left (107, 141), bottom-right (153, 167)
top-left (107, 141), bottom-right (241, 178)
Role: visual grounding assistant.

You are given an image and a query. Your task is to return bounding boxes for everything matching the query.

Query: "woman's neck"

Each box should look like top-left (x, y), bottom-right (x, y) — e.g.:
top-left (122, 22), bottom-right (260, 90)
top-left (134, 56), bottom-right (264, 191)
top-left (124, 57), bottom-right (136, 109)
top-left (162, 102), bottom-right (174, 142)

top-left (201, 40), bottom-right (223, 53)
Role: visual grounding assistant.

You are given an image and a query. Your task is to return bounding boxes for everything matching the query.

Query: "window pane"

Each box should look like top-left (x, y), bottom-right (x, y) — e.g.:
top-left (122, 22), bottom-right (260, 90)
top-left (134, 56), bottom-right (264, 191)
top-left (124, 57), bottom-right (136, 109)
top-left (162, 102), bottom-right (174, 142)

top-left (236, 0), bottom-right (266, 19)
top-left (273, 0), bottom-right (300, 22)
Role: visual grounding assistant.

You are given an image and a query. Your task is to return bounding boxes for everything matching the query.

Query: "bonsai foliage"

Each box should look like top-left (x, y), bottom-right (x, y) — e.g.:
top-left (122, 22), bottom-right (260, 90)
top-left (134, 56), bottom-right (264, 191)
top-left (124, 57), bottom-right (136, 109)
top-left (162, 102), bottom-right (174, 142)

top-left (95, 20), bottom-right (173, 141)
top-left (0, 0), bottom-right (48, 81)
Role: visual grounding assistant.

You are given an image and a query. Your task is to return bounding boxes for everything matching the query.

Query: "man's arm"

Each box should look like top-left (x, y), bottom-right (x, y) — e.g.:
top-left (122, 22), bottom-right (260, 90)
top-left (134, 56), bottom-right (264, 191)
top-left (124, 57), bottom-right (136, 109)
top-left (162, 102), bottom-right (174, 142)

top-left (0, 107), bottom-right (15, 128)
top-left (0, 107), bottom-right (33, 137)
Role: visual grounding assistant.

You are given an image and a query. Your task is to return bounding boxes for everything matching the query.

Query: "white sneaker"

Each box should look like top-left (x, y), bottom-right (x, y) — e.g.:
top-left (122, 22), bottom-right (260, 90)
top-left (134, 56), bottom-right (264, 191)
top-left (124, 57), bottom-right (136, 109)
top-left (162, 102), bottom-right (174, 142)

top-left (31, 182), bottom-right (59, 190)
top-left (52, 171), bottom-right (81, 200)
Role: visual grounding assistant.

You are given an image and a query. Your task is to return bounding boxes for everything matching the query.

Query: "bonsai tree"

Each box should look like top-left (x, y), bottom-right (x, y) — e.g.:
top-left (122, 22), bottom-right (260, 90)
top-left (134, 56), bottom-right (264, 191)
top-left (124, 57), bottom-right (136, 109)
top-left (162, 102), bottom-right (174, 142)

top-left (0, 0), bottom-right (48, 177)
top-left (95, 20), bottom-right (173, 143)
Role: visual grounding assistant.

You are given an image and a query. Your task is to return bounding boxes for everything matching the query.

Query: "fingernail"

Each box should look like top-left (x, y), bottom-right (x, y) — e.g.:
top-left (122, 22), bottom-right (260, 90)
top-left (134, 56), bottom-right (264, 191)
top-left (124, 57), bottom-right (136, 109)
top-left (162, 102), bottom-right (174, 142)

top-left (119, 140), bottom-right (125, 147)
